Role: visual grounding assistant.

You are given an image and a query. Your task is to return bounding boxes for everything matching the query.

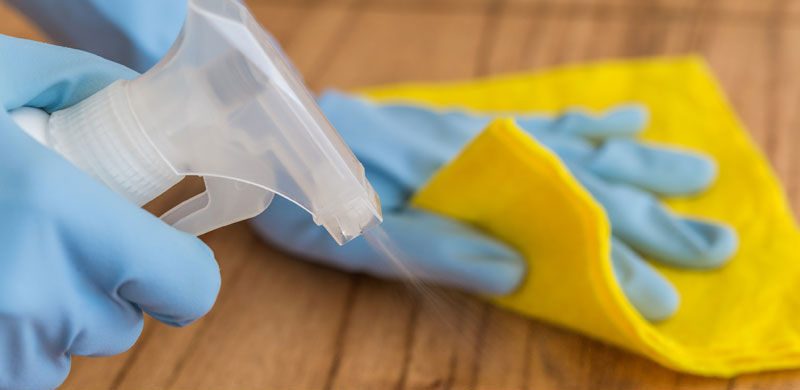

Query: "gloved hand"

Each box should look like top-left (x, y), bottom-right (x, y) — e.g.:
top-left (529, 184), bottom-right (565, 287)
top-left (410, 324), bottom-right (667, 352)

top-left (5, 0), bottom-right (293, 77)
top-left (251, 91), bottom-right (737, 322)
top-left (5, 0), bottom-right (186, 72)
top-left (0, 35), bottom-right (221, 389)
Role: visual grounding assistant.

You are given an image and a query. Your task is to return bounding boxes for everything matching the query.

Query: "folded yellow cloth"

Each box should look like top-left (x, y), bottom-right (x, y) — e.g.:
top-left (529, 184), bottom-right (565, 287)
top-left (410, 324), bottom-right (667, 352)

top-left (358, 56), bottom-right (800, 377)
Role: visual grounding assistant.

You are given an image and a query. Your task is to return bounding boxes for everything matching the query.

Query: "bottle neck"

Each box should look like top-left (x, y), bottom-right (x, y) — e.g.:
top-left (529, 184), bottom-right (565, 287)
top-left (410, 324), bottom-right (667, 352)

top-left (44, 80), bottom-right (183, 206)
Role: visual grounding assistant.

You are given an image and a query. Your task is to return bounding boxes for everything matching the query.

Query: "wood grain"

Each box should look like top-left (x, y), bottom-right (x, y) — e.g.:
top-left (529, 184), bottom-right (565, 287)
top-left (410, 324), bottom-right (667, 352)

top-left (1, 0), bottom-right (799, 388)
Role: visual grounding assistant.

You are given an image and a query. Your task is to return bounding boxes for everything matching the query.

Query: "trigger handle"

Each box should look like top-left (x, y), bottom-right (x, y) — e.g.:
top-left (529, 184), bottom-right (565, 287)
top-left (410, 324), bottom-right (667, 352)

top-left (161, 176), bottom-right (274, 235)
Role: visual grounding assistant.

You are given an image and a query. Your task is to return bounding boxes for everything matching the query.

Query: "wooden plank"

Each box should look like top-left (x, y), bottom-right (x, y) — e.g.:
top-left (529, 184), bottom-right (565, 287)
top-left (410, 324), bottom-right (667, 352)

top-left (275, 6), bottom-right (357, 90)
top-left (401, 291), bottom-right (486, 389)
top-left (315, 8), bottom-right (488, 88)
top-left (702, 21), bottom-right (775, 166)
top-left (326, 278), bottom-right (418, 389)
top-left (364, 0), bottom-right (496, 13)
top-left (167, 240), bottom-right (354, 387)
top-left (246, 0), bottom-right (360, 7)
top-left (468, 308), bottom-right (531, 388)
top-left (733, 367), bottom-right (800, 390)
top-left (707, 0), bottom-right (782, 14)
top-left (765, 23), bottom-right (800, 210)
top-left (500, 0), bottom-right (697, 10)
top-left (57, 354), bottom-right (133, 389)
top-left (499, 0), bottom-right (792, 13)
top-left (716, 22), bottom-right (800, 390)
top-left (0, 2), bottom-right (47, 41)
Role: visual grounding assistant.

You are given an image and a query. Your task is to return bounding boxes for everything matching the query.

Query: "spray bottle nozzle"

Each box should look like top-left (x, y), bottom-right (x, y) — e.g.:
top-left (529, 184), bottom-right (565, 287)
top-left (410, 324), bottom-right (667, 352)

top-left (12, 0), bottom-right (382, 244)
top-left (314, 176), bottom-right (382, 244)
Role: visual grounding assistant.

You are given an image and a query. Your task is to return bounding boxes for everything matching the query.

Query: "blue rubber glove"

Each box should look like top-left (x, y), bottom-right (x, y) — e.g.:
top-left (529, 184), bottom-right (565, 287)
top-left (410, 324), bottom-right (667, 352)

top-left (5, 0), bottom-right (185, 72)
top-left (251, 91), bottom-right (737, 322)
top-left (0, 35), bottom-right (221, 389)
top-left (5, 0), bottom-right (291, 77)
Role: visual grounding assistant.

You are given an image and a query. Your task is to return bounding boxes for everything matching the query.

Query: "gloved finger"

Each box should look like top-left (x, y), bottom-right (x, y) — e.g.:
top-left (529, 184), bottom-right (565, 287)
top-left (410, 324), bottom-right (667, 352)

top-left (2, 107), bottom-right (218, 332)
top-left (0, 213), bottom-right (143, 365)
top-left (63, 294), bottom-right (144, 357)
top-left (515, 104), bottom-right (648, 139)
top-left (0, 35), bottom-right (138, 111)
top-left (567, 162), bottom-right (738, 268)
top-left (0, 208), bottom-right (143, 361)
top-left (586, 139), bottom-right (718, 195)
top-left (611, 237), bottom-right (679, 322)
top-left (6, 0), bottom-right (185, 73)
top-left (0, 323), bottom-right (70, 389)
top-left (49, 161), bottom-right (221, 327)
top-left (251, 196), bottom-right (525, 295)
top-left (78, 210), bottom-right (220, 327)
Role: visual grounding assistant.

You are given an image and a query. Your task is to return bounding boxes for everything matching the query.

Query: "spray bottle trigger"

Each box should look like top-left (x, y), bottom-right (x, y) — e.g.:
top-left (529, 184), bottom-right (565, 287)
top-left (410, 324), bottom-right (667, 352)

top-left (160, 176), bottom-right (274, 236)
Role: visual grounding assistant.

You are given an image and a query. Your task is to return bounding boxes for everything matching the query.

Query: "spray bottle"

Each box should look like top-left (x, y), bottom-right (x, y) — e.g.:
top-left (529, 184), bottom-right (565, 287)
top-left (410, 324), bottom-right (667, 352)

top-left (9, 0), bottom-right (382, 244)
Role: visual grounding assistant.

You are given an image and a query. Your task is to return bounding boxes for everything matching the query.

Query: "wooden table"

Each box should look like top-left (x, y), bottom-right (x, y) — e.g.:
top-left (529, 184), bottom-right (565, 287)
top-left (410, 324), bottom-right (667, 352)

top-left (3, 0), bottom-right (800, 388)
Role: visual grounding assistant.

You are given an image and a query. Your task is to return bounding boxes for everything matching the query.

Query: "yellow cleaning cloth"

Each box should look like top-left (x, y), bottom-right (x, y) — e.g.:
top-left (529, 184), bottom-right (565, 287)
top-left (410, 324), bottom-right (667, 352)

top-left (359, 56), bottom-right (800, 377)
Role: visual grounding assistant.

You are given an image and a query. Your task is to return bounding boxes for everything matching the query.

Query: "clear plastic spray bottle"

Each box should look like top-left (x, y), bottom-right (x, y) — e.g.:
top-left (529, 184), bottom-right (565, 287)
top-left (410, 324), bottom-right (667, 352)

top-left (9, 0), bottom-right (382, 244)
